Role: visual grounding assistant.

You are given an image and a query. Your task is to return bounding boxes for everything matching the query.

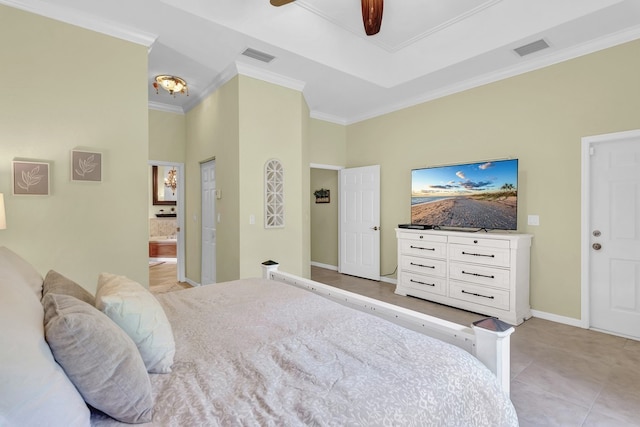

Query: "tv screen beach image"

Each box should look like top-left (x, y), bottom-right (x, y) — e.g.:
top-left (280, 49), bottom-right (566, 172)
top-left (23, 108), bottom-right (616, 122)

top-left (411, 159), bottom-right (518, 230)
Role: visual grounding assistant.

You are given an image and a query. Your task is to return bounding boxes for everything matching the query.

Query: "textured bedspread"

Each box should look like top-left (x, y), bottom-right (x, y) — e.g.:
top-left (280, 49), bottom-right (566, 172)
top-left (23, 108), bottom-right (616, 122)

top-left (91, 278), bottom-right (518, 426)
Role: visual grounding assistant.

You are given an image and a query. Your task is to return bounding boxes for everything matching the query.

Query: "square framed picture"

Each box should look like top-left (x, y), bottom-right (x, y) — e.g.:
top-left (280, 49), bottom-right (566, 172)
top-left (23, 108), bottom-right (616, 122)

top-left (71, 150), bottom-right (102, 182)
top-left (12, 160), bottom-right (50, 196)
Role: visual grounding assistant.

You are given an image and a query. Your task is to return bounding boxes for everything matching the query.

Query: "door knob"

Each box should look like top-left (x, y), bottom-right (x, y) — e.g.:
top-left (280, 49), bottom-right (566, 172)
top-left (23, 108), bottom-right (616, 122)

top-left (592, 243), bottom-right (602, 250)
top-left (371, 226), bottom-right (379, 231)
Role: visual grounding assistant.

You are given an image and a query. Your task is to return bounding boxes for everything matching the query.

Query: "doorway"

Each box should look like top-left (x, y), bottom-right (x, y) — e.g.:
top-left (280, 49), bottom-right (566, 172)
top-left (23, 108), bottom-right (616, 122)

top-left (148, 161), bottom-right (185, 284)
top-left (201, 159), bottom-right (217, 285)
top-left (581, 129), bottom-right (640, 339)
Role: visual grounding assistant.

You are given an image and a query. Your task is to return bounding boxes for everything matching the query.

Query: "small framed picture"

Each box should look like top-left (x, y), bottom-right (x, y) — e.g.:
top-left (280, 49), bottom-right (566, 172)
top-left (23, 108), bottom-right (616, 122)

top-left (12, 160), bottom-right (50, 196)
top-left (71, 150), bottom-right (102, 182)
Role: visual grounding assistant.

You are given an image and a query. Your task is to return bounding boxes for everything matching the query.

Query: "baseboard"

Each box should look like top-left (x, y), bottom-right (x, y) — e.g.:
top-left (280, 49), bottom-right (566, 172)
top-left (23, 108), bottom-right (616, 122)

top-left (310, 261), bottom-right (338, 271)
top-left (185, 278), bottom-right (200, 288)
top-left (380, 276), bottom-right (397, 285)
top-left (530, 309), bottom-right (583, 328)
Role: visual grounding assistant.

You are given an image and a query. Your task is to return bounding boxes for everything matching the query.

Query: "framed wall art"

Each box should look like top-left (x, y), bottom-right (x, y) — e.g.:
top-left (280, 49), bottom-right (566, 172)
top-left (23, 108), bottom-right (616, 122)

top-left (71, 150), bottom-right (102, 182)
top-left (12, 160), bottom-right (50, 196)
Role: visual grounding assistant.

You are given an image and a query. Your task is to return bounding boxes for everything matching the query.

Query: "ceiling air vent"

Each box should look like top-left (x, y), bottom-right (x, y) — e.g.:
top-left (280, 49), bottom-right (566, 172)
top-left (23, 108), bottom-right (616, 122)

top-left (513, 39), bottom-right (550, 57)
top-left (242, 48), bottom-right (276, 63)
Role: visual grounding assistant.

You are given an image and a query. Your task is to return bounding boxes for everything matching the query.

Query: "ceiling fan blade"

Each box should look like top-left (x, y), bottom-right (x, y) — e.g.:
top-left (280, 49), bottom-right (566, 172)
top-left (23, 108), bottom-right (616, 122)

top-left (270, 0), bottom-right (296, 6)
top-left (361, 0), bottom-right (383, 36)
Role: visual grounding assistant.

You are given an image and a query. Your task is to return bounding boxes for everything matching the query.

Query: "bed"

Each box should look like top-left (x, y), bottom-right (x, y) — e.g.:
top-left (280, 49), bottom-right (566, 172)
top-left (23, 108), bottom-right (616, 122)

top-left (0, 247), bottom-right (518, 426)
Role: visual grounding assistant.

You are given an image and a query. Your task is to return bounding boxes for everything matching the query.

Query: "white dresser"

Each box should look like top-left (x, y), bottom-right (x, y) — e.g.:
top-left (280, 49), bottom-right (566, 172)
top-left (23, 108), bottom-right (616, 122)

top-left (395, 229), bottom-right (532, 325)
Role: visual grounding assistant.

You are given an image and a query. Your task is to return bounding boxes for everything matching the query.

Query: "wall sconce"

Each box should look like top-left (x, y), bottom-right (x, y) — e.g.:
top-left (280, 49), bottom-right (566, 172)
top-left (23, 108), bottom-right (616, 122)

top-left (164, 168), bottom-right (177, 195)
top-left (314, 188), bottom-right (330, 204)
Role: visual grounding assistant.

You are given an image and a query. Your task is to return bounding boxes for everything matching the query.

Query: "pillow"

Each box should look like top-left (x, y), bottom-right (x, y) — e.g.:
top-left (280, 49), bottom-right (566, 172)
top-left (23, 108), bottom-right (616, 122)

top-left (96, 273), bottom-right (175, 374)
top-left (0, 247), bottom-right (90, 426)
top-left (0, 246), bottom-right (44, 297)
top-left (42, 269), bottom-right (95, 306)
top-left (43, 293), bottom-right (153, 424)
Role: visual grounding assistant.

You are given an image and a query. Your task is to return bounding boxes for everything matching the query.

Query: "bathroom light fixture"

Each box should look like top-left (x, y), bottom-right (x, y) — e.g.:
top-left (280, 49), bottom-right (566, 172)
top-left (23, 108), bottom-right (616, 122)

top-left (164, 168), bottom-right (177, 195)
top-left (153, 75), bottom-right (188, 97)
top-left (0, 193), bottom-right (6, 230)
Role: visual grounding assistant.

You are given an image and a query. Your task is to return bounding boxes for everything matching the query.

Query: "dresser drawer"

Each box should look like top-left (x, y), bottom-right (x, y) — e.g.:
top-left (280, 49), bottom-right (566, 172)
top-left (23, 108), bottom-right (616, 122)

top-left (449, 244), bottom-right (510, 267)
top-left (448, 235), bottom-right (510, 249)
top-left (401, 256), bottom-right (446, 277)
top-left (400, 239), bottom-right (447, 258)
top-left (397, 231), bottom-right (447, 243)
top-left (449, 262), bottom-right (510, 289)
top-left (449, 281), bottom-right (510, 311)
top-left (401, 272), bottom-right (446, 296)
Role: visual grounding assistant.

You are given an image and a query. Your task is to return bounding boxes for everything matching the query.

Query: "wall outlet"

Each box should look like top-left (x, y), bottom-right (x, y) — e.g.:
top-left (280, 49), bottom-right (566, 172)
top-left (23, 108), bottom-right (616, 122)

top-left (528, 215), bottom-right (540, 226)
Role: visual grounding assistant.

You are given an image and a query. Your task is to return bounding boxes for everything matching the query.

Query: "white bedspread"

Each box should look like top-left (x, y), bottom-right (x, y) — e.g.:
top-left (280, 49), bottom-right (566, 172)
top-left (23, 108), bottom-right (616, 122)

top-left (91, 278), bottom-right (518, 426)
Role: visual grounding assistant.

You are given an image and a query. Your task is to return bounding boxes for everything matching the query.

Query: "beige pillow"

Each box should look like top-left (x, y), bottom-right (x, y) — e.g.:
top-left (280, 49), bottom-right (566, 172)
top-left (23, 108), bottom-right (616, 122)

top-left (43, 293), bottom-right (153, 424)
top-left (0, 247), bottom-right (90, 426)
top-left (42, 270), bottom-right (95, 306)
top-left (96, 273), bottom-right (175, 374)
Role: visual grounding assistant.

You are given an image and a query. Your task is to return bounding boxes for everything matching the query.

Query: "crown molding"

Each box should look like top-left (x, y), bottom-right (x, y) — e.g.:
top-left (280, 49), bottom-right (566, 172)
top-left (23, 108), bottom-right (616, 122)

top-left (183, 63), bottom-right (238, 114)
top-left (0, 0), bottom-right (157, 46)
top-left (235, 62), bottom-right (306, 93)
top-left (148, 101), bottom-right (184, 115)
top-left (340, 24), bottom-right (640, 125)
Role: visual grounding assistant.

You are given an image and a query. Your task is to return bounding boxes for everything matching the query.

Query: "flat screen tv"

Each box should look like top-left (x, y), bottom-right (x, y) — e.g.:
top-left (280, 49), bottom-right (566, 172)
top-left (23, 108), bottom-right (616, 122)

top-left (411, 159), bottom-right (518, 231)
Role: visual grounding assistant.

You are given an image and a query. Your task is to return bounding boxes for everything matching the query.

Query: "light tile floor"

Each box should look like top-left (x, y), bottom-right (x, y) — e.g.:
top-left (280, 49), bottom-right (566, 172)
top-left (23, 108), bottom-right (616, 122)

top-left (310, 266), bottom-right (640, 427)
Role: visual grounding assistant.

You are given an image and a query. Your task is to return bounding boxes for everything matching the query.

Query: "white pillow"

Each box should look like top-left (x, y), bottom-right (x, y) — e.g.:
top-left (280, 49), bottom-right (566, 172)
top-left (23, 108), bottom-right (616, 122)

top-left (0, 246), bottom-right (90, 426)
top-left (96, 273), bottom-right (175, 373)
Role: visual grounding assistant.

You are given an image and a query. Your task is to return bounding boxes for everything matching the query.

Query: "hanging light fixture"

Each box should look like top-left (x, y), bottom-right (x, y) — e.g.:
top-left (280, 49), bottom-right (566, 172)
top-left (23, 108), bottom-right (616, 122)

top-left (164, 168), bottom-right (177, 195)
top-left (153, 75), bottom-right (189, 97)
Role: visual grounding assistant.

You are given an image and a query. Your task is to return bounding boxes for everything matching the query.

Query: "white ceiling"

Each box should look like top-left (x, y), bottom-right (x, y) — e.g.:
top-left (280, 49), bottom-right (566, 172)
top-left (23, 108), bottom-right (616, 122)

top-left (5, 0), bottom-right (640, 124)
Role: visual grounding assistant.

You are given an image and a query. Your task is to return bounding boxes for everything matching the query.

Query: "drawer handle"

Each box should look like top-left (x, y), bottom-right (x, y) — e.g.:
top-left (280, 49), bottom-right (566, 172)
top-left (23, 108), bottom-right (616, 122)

top-left (410, 279), bottom-right (435, 287)
top-left (461, 290), bottom-right (495, 299)
top-left (462, 270), bottom-right (495, 279)
top-left (462, 251), bottom-right (495, 258)
top-left (410, 245), bottom-right (435, 251)
top-left (410, 262), bottom-right (435, 269)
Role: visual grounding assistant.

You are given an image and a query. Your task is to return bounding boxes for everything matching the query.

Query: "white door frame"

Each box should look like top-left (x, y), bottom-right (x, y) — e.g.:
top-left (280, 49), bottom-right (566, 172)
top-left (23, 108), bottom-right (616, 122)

top-left (310, 163), bottom-right (344, 271)
top-left (580, 129), bottom-right (640, 329)
top-left (148, 160), bottom-right (185, 282)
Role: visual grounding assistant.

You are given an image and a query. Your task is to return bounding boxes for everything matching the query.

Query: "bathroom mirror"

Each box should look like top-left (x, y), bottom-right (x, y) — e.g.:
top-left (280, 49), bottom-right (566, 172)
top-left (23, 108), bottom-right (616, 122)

top-left (152, 165), bottom-right (177, 206)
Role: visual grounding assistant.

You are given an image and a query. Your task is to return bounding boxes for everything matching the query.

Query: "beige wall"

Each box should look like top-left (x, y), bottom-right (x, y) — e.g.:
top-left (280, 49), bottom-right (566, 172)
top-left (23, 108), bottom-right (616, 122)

top-left (310, 169), bottom-right (339, 267)
top-left (237, 76), bottom-right (310, 278)
top-left (309, 119), bottom-right (347, 167)
top-left (185, 77), bottom-right (241, 283)
top-left (0, 6), bottom-right (149, 292)
top-left (182, 76), bottom-right (310, 283)
top-left (345, 39), bottom-right (640, 320)
top-left (149, 110), bottom-right (187, 163)
top-left (148, 110), bottom-right (186, 218)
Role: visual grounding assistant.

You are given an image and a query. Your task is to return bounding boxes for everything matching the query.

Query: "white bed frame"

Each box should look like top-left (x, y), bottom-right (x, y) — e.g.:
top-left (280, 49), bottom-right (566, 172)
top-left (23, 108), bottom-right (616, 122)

top-left (262, 263), bottom-right (514, 395)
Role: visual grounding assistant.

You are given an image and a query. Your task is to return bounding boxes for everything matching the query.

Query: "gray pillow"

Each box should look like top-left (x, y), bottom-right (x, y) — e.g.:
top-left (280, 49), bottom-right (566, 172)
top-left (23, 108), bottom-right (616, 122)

top-left (42, 270), bottom-right (95, 306)
top-left (43, 293), bottom-right (153, 424)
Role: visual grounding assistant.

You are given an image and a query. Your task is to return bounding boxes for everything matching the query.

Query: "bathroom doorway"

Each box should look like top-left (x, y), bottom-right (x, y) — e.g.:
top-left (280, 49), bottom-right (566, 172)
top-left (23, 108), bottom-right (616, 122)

top-left (148, 161), bottom-right (185, 285)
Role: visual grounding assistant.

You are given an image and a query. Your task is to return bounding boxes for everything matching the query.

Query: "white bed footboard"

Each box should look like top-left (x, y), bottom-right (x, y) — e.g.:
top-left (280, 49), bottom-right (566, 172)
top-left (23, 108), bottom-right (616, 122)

top-left (262, 262), bottom-right (513, 395)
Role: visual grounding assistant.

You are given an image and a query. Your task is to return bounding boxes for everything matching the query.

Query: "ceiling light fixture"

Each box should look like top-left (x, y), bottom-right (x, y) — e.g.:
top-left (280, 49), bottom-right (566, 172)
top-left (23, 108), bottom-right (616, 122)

top-left (153, 75), bottom-right (189, 97)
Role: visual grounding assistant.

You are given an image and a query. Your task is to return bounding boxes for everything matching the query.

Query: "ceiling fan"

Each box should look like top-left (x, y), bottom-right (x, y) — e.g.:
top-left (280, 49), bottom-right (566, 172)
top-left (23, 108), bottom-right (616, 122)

top-left (270, 0), bottom-right (384, 36)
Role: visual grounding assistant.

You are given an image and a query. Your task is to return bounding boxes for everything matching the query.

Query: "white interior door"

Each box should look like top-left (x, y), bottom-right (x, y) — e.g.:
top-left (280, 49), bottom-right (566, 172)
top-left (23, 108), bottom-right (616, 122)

top-left (201, 160), bottom-right (216, 285)
top-left (585, 130), bottom-right (640, 339)
top-left (339, 165), bottom-right (380, 281)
